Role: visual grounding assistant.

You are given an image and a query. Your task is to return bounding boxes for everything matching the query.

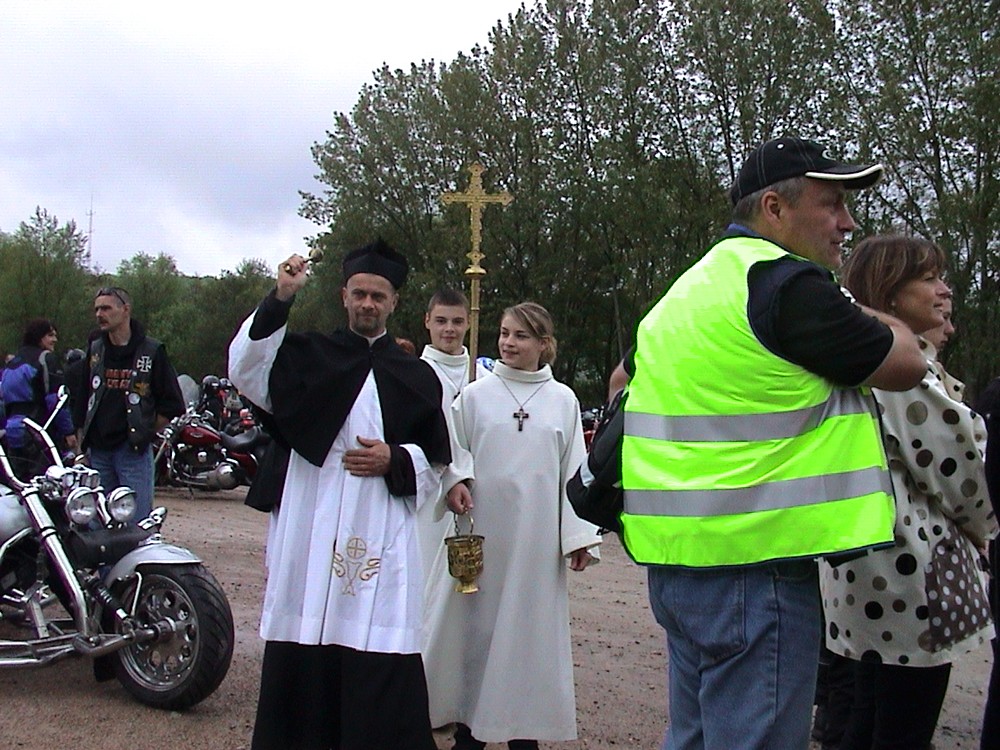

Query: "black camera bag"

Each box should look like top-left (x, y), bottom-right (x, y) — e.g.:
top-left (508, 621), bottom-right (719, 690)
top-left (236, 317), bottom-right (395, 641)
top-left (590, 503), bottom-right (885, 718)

top-left (567, 388), bottom-right (626, 533)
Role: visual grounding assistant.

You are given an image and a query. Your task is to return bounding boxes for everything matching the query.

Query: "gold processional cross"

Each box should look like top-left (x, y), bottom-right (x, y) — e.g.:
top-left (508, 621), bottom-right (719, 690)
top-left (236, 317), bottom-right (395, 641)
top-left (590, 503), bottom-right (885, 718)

top-left (441, 162), bottom-right (514, 383)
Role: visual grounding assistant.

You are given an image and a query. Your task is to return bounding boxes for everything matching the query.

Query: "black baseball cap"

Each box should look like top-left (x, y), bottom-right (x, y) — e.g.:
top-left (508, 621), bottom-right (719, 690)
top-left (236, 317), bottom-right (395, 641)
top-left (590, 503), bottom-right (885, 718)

top-left (730, 137), bottom-right (883, 205)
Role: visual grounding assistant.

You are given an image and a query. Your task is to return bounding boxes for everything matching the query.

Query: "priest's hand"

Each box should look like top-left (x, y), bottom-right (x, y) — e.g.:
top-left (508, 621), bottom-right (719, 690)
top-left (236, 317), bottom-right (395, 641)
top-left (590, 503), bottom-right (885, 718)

top-left (568, 547), bottom-right (596, 572)
top-left (446, 482), bottom-right (473, 514)
top-left (343, 436), bottom-right (392, 477)
top-left (277, 254), bottom-right (309, 301)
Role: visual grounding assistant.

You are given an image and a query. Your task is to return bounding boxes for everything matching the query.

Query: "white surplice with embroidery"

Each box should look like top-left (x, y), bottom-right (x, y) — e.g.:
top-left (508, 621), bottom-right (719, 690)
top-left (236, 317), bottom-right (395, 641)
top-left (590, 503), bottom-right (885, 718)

top-left (228, 313), bottom-right (441, 655)
top-left (422, 361), bottom-right (601, 742)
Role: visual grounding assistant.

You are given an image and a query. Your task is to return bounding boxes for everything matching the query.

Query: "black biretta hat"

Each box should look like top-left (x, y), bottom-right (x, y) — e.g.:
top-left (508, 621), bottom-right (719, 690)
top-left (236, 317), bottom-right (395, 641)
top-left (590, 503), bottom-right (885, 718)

top-left (342, 237), bottom-right (408, 289)
top-left (730, 137), bottom-right (884, 205)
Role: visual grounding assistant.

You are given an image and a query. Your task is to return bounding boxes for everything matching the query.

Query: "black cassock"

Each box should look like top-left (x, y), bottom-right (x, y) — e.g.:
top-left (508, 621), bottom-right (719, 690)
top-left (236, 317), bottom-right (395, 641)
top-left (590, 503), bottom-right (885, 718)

top-left (244, 292), bottom-right (450, 750)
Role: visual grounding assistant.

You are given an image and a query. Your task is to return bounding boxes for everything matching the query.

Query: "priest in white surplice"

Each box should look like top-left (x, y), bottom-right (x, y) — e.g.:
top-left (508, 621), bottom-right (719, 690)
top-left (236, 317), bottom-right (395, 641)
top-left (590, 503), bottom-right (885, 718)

top-left (417, 287), bottom-right (491, 578)
top-left (229, 239), bottom-right (451, 750)
top-left (422, 302), bottom-right (601, 750)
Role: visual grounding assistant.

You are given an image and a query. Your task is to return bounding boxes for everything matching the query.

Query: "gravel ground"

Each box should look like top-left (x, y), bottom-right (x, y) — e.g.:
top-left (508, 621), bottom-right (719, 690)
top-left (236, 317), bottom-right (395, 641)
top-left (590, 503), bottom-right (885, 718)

top-left (0, 487), bottom-right (991, 749)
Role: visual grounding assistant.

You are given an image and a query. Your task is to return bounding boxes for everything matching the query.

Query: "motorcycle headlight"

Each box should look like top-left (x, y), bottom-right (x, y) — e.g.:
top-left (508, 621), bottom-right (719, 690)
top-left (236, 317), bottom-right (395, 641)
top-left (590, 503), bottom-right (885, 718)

top-left (106, 487), bottom-right (138, 523)
top-left (65, 488), bottom-right (98, 525)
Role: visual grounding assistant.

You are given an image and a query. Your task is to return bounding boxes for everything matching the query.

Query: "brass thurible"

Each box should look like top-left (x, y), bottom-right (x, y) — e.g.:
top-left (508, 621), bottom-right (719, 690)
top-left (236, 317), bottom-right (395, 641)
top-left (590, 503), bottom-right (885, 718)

top-left (445, 513), bottom-right (484, 594)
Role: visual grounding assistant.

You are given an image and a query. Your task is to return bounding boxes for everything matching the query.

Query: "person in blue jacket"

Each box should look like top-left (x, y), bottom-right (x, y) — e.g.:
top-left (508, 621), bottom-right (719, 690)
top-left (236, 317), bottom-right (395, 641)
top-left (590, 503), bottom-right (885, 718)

top-left (1, 318), bottom-right (76, 479)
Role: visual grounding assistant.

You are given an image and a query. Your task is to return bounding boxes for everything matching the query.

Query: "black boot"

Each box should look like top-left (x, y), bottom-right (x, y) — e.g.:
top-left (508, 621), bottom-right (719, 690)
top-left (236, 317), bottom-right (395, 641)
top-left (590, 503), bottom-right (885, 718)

top-left (453, 723), bottom-right (486, 750)
top-left (507, 741), bottom-right (539, 750)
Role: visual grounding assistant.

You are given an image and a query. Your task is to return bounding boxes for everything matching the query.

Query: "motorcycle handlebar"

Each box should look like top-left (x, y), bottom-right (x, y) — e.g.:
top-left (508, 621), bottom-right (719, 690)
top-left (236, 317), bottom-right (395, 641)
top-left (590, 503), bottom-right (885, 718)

top-left (0, 388), bottom-right (71, 491)
top-left (22, 416), bottom-right (63, 472)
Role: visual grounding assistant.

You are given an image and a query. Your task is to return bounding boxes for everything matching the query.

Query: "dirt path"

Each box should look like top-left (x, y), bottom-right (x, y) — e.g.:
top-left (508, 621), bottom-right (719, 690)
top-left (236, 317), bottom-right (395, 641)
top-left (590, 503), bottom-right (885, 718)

top-left (0, 488), bottom-right (991, 748)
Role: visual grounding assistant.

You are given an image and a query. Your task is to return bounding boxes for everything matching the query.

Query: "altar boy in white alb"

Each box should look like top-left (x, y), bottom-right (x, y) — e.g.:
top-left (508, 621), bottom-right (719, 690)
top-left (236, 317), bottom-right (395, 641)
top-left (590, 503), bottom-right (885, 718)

top-left (417, 287), bottom-right (491, 576)
top-left (423, 302), bottom-right (601, 750)
top-left (228, 239), bottom-right (451, 750)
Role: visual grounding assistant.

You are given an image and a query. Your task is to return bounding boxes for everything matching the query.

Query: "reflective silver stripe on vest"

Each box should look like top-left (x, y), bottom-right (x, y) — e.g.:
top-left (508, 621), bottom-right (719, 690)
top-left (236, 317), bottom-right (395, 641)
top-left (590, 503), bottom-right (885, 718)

top-left (625, 389), bottom-right (875, 443)
top-left (624, 466), bottom-right (892, 517)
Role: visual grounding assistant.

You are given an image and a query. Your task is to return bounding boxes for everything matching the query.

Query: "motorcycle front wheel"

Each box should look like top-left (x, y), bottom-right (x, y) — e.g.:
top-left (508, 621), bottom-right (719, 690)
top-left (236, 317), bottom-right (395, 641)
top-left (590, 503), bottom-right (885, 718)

top-left (109, 563), bottom-right (234, 710)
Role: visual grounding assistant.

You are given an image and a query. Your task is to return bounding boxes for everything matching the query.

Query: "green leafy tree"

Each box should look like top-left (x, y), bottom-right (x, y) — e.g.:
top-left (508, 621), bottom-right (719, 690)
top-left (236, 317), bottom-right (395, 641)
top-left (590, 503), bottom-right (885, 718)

top-left (203, 259), bottom-right (276, 379)
top-left (0, 208), bottom-right (92, 357)
top-left (112, 252), bottom-right (185, 337)
top-left (299, 0), bottom-right (999, 400)
top-left (835, 0), bottom-right (1000, 392)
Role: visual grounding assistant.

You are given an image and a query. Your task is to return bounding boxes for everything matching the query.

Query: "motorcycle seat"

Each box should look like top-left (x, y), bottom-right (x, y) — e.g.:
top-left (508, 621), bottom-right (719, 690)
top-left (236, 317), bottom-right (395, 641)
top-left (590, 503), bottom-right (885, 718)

top-left (220, 426), bottom-right (269, 453)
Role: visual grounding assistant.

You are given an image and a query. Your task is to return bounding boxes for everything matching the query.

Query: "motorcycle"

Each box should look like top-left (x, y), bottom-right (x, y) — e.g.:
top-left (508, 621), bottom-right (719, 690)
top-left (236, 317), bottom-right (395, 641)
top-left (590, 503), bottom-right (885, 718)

top-left (195, 375), bottom-right (248, 435)
top-left (0, 390), bottom-right (234, 709)
top-left (153, 401), bottom-right (271, 492)
top-left (581, 404), bottom-right (604, 450)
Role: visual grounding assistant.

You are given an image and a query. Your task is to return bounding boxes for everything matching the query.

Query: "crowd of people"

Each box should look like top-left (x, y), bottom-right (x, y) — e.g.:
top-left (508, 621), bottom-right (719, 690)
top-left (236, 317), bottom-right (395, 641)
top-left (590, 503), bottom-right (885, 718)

top-left (226, 240), bottom-right (603, 749)
top-left (2, 135), bottom-right (998, 750)
top-left (0, 288), bottom-right (185, 520)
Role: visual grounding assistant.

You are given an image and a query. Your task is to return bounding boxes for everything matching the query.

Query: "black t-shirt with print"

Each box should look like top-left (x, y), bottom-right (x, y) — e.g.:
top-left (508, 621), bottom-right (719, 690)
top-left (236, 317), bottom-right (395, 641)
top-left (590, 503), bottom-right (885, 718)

top-left (80, 329), bottom-right (185, 451)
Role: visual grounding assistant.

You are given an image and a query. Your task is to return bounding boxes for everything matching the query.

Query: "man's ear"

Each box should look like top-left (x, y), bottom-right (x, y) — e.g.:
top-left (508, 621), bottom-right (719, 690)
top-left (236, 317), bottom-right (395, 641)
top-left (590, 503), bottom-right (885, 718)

top-left (759, 190), bottom-right (783, 226)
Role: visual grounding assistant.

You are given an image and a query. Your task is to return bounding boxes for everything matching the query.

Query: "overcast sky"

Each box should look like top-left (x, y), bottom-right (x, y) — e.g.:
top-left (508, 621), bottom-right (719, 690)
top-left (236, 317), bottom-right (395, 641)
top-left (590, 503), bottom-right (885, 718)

top-left (0, 1), bottom-right (526, 277)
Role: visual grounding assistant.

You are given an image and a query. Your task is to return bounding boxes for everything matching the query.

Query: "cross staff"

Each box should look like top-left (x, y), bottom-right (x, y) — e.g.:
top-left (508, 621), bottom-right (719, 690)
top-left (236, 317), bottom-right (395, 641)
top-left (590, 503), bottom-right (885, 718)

top-left (441, 162), bottom-right (514, 382)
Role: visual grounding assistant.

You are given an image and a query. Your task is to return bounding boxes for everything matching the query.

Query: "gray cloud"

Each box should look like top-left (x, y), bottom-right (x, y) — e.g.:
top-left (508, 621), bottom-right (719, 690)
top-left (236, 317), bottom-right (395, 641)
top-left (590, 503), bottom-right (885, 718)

top-left (0, 2), bottom-right (522, 276)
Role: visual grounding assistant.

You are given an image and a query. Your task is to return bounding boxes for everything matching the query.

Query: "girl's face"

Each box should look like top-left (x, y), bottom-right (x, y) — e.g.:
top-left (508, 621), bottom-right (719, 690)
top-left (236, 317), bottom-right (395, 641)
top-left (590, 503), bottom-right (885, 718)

top-left (890, 268), bottom-right (951, 335)
top-left (498, 314), bottom-right (545, 371)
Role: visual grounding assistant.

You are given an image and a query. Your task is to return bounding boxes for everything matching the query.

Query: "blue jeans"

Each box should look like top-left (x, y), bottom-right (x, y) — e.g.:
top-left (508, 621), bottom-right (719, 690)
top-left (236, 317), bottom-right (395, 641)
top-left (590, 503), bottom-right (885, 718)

top-left (647, 560), bottom-right (821, 750)
top-left (89, 443), bottom-right (155, 520)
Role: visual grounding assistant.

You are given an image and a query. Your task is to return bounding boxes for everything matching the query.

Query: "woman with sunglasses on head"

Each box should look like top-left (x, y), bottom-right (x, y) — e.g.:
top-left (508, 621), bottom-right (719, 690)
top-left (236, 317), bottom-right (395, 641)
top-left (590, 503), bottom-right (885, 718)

top-left (422, 302), bottom-right (601, 750)
top-left (0, 318), bottom-right (76, 479)
top-left (819, 236), bottom-right (997, 750)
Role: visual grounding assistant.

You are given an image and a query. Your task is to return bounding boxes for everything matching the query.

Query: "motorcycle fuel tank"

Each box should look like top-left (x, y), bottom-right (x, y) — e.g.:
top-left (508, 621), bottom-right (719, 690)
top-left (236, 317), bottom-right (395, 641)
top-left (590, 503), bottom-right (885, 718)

top-left (179, 423), bottom-right (222, 447)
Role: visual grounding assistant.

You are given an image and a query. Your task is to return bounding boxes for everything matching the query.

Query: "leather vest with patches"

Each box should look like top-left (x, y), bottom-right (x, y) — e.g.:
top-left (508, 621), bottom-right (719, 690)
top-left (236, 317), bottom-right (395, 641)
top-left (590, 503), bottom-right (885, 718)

top-left (82, 336), bottom-right (161, 451)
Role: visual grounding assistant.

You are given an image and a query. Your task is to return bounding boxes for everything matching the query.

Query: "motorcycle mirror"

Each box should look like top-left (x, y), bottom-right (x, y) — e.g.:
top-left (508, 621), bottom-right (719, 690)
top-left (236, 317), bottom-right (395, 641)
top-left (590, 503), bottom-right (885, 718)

top-left (40, 387), bottom-right (71, 434)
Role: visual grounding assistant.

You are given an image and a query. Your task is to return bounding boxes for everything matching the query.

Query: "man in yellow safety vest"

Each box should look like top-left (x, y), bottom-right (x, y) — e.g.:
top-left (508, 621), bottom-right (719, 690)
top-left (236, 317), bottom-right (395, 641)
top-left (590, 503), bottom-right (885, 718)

top-left (622, 137), bottom-right (927, 750)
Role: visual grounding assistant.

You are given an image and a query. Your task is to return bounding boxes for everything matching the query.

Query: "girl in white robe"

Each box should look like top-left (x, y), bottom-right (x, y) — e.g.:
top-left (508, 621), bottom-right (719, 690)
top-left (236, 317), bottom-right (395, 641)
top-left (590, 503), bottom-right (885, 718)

top-left (422, 302), bottom-right (601, 749)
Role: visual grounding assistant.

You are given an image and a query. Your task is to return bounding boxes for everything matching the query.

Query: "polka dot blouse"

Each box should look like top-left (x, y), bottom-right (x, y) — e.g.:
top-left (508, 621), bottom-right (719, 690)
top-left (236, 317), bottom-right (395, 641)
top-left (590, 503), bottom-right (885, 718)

top-left (819, 344), bottom-right (997, 667)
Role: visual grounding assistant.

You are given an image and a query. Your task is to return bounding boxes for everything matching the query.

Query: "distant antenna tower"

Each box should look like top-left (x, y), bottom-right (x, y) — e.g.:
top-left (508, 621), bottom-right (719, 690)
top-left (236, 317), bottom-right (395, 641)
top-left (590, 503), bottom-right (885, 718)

top-left (84, 195), bottom-right (94, 267)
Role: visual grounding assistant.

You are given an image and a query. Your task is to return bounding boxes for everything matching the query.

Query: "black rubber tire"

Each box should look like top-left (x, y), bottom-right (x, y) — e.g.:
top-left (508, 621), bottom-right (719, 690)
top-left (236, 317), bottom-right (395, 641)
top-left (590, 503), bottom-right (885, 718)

top-left (110, 563), bottom-right (234, 710)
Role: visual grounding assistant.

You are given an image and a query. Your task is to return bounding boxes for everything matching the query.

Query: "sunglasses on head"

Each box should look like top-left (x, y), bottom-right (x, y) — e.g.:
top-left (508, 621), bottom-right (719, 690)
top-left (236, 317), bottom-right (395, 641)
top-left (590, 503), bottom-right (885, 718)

top-left (96, 287), bottom-right (129, 305)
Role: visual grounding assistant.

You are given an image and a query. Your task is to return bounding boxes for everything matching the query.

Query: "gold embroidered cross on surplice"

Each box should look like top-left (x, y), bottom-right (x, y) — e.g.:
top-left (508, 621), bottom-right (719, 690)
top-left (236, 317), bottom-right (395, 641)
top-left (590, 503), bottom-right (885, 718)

top-left (333, 536), bottom-right (380, 595)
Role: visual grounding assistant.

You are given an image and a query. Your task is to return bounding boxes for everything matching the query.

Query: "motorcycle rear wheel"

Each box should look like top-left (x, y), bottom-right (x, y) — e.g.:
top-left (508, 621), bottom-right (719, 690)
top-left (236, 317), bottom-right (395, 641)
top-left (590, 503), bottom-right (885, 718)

top-left (109, 563), bottom-right (234, 710)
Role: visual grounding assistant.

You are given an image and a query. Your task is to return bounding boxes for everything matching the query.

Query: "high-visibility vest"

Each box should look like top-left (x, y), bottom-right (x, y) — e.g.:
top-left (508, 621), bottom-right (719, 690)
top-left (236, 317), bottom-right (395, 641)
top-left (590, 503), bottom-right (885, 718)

top-left (621, 235), bottom-right (894, 567)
